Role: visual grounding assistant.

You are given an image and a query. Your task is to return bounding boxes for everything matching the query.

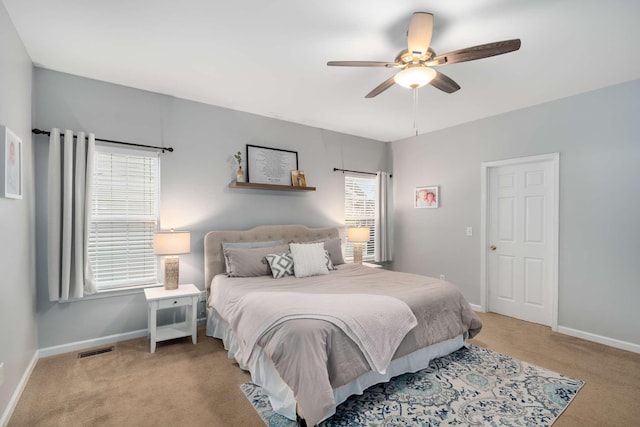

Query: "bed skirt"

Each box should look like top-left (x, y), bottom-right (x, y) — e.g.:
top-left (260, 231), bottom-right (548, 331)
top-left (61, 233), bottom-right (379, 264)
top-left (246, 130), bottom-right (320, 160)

top-left (206, 307), bottom-right (464, 423)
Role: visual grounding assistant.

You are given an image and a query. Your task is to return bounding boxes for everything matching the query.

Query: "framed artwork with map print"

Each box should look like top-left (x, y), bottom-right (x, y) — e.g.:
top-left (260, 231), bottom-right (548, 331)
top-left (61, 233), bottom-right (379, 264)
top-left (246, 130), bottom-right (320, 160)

top-left (246, 144), bottom-right (298, 185)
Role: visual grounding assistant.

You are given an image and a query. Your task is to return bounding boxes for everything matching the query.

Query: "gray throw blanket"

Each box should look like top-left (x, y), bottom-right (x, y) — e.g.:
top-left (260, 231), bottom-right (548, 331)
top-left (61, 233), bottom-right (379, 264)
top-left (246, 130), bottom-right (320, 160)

top-left (226, 291), bottom-right (418, 374)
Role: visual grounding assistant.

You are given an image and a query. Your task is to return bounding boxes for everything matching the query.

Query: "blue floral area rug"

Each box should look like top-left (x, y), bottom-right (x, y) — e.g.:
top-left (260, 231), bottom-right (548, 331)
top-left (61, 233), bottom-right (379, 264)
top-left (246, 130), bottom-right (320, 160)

top-left (241, 345), bottom-right (584, 426)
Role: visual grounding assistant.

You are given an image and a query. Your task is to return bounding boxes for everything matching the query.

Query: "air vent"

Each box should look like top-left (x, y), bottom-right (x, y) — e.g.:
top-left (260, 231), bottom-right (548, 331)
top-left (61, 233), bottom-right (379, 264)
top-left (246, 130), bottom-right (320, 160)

top-left (77, 346), bottom-right (114, 359)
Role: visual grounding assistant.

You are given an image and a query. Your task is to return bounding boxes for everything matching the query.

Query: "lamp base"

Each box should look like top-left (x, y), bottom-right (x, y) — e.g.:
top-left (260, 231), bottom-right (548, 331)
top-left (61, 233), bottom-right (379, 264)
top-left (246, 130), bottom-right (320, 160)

top-left (164, 256), bottom-right (180, 290)
top-left (353, 243), bottom-right (363, 265)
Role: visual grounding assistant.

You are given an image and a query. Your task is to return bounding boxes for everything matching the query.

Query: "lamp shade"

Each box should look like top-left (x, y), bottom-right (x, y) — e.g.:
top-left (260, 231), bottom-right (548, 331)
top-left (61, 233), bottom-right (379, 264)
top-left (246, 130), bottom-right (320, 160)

top-left (347, 227), bottom-right (370, 243)
top-left (153, 230), bottom-right (191, 255)
top-left (394, 66), bottom-right (437, 89)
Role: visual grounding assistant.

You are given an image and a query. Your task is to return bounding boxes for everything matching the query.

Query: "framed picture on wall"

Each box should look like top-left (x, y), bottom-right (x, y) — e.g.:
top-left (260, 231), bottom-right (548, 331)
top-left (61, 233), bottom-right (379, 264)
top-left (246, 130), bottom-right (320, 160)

top-left (1, 126), bottom-right (23, 199)
top-left (246, 144), bottom-right (298, 185)
top-left (415, 185), bottom-right (438, 208)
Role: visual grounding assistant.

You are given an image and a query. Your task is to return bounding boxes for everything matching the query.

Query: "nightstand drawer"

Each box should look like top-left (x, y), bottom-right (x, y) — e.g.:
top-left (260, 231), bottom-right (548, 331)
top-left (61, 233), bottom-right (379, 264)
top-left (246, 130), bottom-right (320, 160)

top-left (158, 297), bottom-right (191, 309)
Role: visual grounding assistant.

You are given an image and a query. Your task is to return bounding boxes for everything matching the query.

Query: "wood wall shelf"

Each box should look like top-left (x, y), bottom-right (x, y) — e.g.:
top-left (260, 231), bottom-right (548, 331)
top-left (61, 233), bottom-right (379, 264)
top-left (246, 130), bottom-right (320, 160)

top-left (228, 182), bottom-right (316, 192)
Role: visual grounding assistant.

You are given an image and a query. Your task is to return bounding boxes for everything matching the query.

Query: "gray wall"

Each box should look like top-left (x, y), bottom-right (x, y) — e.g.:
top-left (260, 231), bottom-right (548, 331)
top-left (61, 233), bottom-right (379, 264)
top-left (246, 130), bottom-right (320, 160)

top-left (392, 79), bottom-right (640, 346)
top-left (0, 2), bottom-right (36, 421)
top-left (32, 68), bottom-right (389, 348)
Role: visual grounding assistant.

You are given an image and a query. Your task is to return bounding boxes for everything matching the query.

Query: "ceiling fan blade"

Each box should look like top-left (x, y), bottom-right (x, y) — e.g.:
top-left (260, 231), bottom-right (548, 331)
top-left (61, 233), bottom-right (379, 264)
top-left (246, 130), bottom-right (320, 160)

top-left (365, 76), bottom-right (396, 98)
top-left (429, 71), bottom-right (461, 93)
top-left (327, 61), bottom-right (398, 67)
top-left (430, 39), bottom-right (521, 65)
top-left (407, 12), bottom-right (433, 57)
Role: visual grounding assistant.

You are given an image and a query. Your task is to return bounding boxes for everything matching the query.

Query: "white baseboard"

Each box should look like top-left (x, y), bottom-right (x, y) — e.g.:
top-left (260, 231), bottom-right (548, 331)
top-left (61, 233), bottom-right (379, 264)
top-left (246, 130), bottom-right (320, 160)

top-left (466, 308), bottom-right (638, 354)
top-left (39, 317), bottom-right (208, 358)
top-left (38, 328), bottom-right (149, 358)
top-left (468, 303), bottom-right (482, 312)
top-left (557, 325), bottom-right (640, 354)
top-left (0, 351), bottom-right (38, 427)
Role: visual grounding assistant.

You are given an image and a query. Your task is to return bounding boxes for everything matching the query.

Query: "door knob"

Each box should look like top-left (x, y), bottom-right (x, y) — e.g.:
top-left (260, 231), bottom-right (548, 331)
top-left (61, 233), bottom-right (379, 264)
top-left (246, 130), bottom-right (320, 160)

top-left (489, 245), bottom-right (497, 251)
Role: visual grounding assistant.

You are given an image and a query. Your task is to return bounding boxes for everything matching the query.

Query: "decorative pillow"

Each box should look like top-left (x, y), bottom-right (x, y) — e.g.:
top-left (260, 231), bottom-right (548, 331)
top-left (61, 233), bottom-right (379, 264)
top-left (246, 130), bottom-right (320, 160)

top-left (307, 238), bottom-right (345, 266)
top-left (222, 240), bottom-right (284, 273)
top-left (222, 240), bottom-right (284, 250)
top-left (289, 242), bottom-right (329, 278)
top-left (224, 244), bottom-right (289, 277)
top-left (323, 238), bottom-right (345, 266)
top-left (264, 252), bottom-right (295, 279)
top-left (324, 250), bottom-right (335, 271)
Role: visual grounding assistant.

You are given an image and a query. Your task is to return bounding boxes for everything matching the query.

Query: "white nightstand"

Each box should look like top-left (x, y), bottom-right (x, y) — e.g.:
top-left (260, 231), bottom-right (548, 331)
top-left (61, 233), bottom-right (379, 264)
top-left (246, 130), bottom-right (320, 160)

top-left (143, 284), bottom-right (200, 353)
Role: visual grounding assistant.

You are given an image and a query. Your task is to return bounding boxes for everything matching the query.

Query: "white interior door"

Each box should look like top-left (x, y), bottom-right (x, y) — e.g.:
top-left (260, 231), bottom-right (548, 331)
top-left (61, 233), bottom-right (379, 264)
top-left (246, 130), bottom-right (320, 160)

top-left (486, 156), bottom-right (557, 326)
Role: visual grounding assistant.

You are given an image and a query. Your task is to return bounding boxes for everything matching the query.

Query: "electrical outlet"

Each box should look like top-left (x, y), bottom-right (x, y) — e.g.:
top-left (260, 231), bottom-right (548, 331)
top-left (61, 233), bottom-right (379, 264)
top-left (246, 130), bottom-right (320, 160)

top-left (439, 274), bottom-right (445, 280)
top-left (466, 227), bottom-right (473, 236)
top-left (0, 362), bottom-right (4, 386)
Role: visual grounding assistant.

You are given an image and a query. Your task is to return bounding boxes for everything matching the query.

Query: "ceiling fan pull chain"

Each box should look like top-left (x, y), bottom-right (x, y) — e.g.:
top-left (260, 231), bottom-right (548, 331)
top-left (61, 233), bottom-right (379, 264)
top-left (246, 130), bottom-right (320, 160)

top-left (413, 88), bottom-right (419, 136)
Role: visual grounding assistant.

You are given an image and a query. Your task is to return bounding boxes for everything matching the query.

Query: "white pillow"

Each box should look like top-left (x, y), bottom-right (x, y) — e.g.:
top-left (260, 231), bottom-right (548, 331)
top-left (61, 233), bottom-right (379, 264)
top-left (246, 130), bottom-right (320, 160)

top-left (289, 242), bottom-right (329, 278)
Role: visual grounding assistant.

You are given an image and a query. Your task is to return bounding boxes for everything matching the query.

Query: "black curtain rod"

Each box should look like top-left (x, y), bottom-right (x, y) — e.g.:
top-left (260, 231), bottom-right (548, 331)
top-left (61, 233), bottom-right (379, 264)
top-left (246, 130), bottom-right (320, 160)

top-left (333, 167), bottom-right (392, 178)
top-left (31, 128), bottom-right (173, 153)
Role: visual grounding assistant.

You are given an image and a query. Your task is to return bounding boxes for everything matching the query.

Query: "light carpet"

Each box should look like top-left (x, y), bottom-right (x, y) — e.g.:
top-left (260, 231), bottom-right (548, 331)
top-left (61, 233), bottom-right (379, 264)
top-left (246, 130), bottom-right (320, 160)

top-left (241, 345), bottom-right (584, 426)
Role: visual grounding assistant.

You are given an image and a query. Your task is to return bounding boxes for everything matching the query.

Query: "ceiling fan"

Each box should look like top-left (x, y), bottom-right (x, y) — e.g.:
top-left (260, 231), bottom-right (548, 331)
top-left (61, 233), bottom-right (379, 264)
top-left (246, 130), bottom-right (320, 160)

top-left (327, 12), bottom-right (521, 98)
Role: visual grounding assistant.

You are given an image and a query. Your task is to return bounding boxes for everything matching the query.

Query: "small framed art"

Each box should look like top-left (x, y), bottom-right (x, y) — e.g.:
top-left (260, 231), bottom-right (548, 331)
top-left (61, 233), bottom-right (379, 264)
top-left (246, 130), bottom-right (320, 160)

top-left (415, 185), bottom-right (438, 208)
top-left (291, 170), bottom-right (307, 187)
top-left (1, 126), bottom-right (23, 199)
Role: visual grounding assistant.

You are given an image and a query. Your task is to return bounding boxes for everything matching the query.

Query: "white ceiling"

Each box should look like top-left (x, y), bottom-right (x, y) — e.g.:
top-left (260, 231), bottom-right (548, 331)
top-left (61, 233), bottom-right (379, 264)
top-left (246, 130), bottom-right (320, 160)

top-left (4, 0), bottom-right (640, 141)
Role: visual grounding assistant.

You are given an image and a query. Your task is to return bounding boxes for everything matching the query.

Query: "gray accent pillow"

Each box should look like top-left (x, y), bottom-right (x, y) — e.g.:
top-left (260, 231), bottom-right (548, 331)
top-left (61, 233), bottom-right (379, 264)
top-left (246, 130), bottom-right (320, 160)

top-left (264, 252), bottom-right (295, 279)
top-left (222, 240), bottom-right (284, 250)
top-left (323, 238), bottom-right (345, 266)
top-left (222, 240), bottom-right (284, 273)
top-left (308, 238), bottom-right (345, 266)
top-left (224, 244), bottom-right (290, 277)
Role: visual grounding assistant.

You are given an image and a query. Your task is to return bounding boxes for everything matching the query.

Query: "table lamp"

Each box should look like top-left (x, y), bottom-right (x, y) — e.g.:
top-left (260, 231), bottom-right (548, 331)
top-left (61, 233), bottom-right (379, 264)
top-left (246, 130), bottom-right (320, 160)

top-left (154, 230), bottom-right (190, 290)
top-left (348, 227), bottom-right (370, 265)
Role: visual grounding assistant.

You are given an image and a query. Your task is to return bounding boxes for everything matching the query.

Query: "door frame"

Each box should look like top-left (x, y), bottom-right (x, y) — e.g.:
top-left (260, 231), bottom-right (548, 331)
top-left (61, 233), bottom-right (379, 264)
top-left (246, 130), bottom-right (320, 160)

top-left (480, 153), bottom-right (560, 331)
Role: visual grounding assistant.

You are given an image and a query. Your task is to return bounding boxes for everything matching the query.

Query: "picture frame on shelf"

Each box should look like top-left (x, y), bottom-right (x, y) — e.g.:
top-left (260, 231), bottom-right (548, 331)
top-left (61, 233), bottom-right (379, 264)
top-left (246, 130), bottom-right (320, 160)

top-left (415, 185), bottom-right (438, 208)
top-left (291, 170), bottom-right (307, 187)
top-left (1, 126), bottom-right (23, 199)
top-left (246, 144), bottom-right (298, 186)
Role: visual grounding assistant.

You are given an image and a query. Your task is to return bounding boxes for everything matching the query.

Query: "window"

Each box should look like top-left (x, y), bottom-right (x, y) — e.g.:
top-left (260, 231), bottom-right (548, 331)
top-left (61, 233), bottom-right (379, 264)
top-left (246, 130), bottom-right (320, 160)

top-left (344, 175), bottom-right (377, 262)
top-left (88, 145), bottom-right (160, 290)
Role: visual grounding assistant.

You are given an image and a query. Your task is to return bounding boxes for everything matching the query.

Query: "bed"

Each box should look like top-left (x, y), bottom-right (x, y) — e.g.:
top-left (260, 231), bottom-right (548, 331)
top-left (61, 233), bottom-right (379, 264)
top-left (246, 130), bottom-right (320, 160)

top-left (204, 225), bottom-right (482, 426)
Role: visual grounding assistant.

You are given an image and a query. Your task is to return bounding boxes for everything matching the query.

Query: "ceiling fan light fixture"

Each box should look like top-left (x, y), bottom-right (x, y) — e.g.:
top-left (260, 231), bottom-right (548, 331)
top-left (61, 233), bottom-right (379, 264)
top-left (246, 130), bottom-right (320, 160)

top-left (394, 66), bottom-right (437, 89)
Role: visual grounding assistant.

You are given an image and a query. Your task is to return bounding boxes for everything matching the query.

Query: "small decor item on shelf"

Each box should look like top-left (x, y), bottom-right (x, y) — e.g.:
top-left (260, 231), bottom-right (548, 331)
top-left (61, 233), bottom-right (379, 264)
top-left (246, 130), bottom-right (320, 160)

top-left (291, 170), bottom-right (307, 187)
top-left (234, 151), bottom-right (245, 182)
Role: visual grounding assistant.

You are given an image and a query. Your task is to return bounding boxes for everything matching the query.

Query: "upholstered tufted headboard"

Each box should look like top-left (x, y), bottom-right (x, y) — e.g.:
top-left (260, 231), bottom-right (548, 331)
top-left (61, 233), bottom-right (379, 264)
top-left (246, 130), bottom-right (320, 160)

top-left (204, 224), bottom-right (339, 290)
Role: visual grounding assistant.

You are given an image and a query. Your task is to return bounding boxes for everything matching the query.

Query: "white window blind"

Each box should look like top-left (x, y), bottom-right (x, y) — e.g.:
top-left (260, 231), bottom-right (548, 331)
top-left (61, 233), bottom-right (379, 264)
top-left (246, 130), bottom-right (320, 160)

top-left (88, 146), bottom-right (160, 290)
top-left (344, 175), bottom-right (377, 262)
